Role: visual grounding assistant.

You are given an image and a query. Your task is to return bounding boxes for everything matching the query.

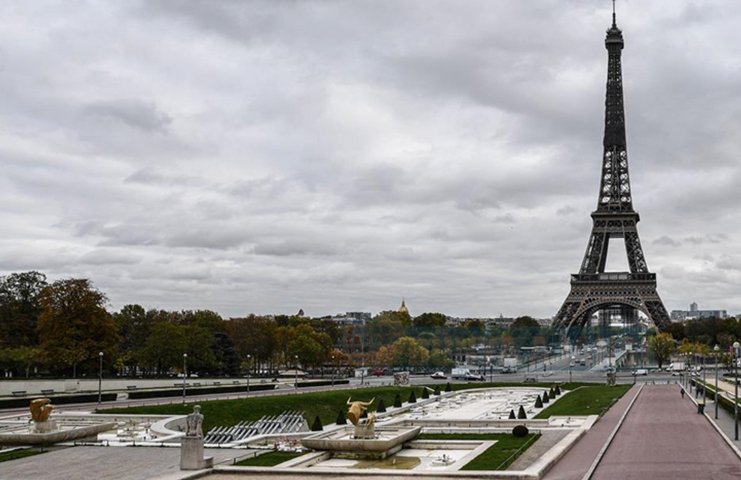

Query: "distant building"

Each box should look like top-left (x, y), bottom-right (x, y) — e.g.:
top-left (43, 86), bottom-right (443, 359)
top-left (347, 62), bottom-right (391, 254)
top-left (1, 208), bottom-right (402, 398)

top-left (670, 303), bottom-right (727, 322)
top-left (329, 312), bottom-right (371, 327)
top-left (398, 299), bottom-right (410, 316)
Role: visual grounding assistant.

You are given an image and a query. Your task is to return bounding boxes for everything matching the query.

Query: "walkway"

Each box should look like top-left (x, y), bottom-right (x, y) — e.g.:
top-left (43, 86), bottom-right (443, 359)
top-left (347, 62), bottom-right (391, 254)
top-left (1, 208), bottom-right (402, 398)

top-left (591, 384), bottom-right (739, 479)
top-left (542, 384), bottom-right (640, 480)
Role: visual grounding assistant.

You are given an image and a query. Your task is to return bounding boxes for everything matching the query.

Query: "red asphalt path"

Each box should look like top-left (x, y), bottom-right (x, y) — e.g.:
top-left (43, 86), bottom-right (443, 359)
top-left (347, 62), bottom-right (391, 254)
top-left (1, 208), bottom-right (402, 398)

top-left (591, 384), bottom-right (739, 479)
top-left (543, 384), bottom-right (640, 480)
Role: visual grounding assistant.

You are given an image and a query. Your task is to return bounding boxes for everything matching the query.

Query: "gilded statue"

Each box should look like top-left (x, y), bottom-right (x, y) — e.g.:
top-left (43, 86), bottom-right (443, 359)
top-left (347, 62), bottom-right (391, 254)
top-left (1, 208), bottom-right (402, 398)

top-left (346, 397), bottom-right (374, 426)
top-left (30, 398), bottom-right (54, 422)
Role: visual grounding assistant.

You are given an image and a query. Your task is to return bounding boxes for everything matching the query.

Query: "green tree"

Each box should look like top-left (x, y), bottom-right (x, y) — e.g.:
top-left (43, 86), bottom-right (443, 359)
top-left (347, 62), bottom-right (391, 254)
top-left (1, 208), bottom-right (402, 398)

top-left (0, 271), bottom-right (47, 349)
top-left (37, 278), bottom-right (118, 377)
top-left (387, 336), bottom-right (429, 369)
top-left (114, 304), bottom-right (150, 375)
top-left (648, 332), bottom-right (676, 369)
top-left (140, 322), bottom-right (188, 376)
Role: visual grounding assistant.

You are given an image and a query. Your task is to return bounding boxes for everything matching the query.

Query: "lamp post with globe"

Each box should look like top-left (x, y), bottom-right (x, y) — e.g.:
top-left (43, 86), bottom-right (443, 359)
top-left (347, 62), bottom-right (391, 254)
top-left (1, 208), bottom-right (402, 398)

top-left (714, 345), bottom-right (720, 419)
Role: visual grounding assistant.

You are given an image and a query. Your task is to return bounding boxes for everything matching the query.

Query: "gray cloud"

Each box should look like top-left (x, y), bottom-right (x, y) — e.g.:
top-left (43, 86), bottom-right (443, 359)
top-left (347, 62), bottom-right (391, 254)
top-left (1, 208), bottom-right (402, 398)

top-left (2, 1), bottom-right (740, 317)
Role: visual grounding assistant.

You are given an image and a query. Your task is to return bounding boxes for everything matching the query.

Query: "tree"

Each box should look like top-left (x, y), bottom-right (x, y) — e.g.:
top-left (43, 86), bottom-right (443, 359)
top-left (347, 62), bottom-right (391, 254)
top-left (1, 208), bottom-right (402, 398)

top-left (387, 337), bottom-right (429, 369)
top-left (37, 279), bottom-right (118, 377)
top-left (648, 332), bottom-right (675, 369)
top-left (114, 304), bottom-right (150, 375)
top-left (0, 271), bottom-right (47, 349)
top-left (139, 321), bottom-right (187, 376)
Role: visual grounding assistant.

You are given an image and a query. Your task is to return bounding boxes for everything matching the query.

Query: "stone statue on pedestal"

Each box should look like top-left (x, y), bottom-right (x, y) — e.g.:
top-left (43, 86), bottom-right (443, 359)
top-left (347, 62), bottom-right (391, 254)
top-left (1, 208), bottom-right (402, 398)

top-left (180, 405), bottom-right (213, 470)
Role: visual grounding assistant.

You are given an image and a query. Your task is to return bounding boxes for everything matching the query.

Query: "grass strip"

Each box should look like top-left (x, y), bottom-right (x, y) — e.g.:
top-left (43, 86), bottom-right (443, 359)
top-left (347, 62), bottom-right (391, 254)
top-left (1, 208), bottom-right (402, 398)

top-left (417, 433), bottom-right (539, 470)
top-left (0, 448), bottom-right (46, 463)
top-left (535, 384), bottom-right (631, 418)
top-left (234, 450), bottom-right (304, 467)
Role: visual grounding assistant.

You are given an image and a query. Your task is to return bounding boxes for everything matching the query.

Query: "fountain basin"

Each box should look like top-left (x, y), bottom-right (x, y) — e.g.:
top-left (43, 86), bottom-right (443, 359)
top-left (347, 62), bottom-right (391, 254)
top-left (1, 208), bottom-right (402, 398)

top-left (301, 426), bottom-right (421, 459)
top-left (0, 422), bottom-right (115, 445)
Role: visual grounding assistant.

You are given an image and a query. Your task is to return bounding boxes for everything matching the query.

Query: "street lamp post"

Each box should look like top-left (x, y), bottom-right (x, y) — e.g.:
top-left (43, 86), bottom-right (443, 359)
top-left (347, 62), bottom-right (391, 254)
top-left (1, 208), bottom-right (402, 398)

top-left (246, 354), bottom-right (251, 394)
top-left (331, 355), bottom-right (335, 387)
top-left (294, 355), bottom-right (299, 389)
top-left (714, 345), bottom-right (720, 419)
top-left (182, 353), bottom-right (188, 404)
top-left (702, 351), bottom-right (707, 406)
top-left (733, 341), bottom-right (739, 441)
top-left (98, 352), bottom-right (103, 404)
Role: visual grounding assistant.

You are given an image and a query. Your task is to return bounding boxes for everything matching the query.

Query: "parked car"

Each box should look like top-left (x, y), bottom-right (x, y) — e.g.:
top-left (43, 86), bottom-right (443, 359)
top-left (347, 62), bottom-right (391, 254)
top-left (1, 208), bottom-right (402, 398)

top-left (464, 373), bottom-right (485, 381)
top-left (372, 368), bottom-right (386, 377)
top-left (501, 366), bottom-right (516, 374)
top-left (633, 369), bottom-right (648, 376)
top-left (430, 371), bottom-right (447, 380)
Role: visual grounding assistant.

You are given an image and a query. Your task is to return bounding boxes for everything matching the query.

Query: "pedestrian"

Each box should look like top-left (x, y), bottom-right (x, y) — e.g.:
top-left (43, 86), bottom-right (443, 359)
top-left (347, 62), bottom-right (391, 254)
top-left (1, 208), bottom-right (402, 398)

top-left (680, 388), bottom-right (685, 398)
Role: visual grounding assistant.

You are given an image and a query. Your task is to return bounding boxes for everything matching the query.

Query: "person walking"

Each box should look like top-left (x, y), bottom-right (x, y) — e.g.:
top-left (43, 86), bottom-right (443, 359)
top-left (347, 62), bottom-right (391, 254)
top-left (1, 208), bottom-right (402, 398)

top-left (680, 388), bottom-right (685, 399)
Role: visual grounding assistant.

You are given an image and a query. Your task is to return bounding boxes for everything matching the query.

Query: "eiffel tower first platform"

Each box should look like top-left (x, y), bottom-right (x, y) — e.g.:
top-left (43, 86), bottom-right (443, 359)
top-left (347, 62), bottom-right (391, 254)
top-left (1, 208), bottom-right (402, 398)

top-left (552, 9), bottom-right (670, 335)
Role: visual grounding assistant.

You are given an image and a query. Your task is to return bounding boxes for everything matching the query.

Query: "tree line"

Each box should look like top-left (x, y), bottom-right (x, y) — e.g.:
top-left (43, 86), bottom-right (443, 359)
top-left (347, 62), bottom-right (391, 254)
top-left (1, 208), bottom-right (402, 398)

top-left (0, 270), bottom-right (619, 378)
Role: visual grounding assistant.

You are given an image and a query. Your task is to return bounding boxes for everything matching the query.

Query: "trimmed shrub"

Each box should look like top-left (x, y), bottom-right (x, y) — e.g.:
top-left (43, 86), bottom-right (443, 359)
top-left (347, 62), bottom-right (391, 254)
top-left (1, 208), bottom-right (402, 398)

top-left (421, 388), bottom-right (429, 399)
top-left (508, 409), bottom-right (516, 419)
top-left (549, 387), bottom-right (556, 399)
top-left (377, 398), bottom-right (387, 413)
top-left (555, 385), bottom-right (562, 395)
top-left (534, 395), bottom-right (543, 408)
top-left (542, 391), bottom-right (550, 404)
top-left (517, 405), bottom-right (527, 419)
top-left (335, 409), bottom-right (346, 425)
top-left (394, 393), bottom-right (402, 408)
top-left (445, 382), bottom-right (452, 392)
top-left (408, 390), bottom-right (417, 403)
top-left (512, 425), bottom-right (529, 437)
top-left (434, 385), bottom-right (441, 396)
top-left (311, 415), bottom-right (323, 431)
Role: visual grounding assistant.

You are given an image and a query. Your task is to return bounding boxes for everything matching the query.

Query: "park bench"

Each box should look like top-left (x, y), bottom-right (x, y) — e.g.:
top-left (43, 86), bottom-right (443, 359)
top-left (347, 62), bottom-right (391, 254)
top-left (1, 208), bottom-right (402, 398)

top-left (233, 381), bottom-right (240, 385)
top-left (193, 382), bottom-right (201, 387)
top-left (213, 381), bottom-right (221, 386)
top-left (126, 385), bottom-right (137, 390)
top-left (11, 391), bottom-right (27, 397)
top-left (40, 389), bottom-right (54, 395)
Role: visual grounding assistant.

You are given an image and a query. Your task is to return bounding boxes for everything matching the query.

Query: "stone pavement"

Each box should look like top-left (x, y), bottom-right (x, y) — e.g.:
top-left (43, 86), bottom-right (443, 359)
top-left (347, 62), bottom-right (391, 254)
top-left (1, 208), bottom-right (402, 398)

top-left (0, 446), bottom-right (247, 480)
top-left (591, 384), bottom-right (739, 479)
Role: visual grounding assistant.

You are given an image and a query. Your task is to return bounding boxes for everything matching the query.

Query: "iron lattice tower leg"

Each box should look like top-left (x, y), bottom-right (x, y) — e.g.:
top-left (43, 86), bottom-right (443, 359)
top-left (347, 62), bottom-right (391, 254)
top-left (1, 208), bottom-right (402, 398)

top-left (553, 10), bottom-right (670, 334)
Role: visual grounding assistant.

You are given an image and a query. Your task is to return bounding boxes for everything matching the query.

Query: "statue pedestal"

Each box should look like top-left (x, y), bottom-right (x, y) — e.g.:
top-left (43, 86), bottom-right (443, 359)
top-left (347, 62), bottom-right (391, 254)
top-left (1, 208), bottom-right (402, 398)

top-left (353, 424), bottom-right (375, 439)
top-left (180, 436), bottom-right (213, 470)
top-left (32, 420), bottom-right (56, 433)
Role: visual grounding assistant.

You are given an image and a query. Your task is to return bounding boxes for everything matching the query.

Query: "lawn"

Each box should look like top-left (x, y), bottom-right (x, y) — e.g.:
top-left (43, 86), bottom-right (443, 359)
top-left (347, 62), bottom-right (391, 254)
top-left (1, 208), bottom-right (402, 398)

top-left (0, 448), bottom-right (46, 463)
top-left (100, 381), bottom-right (614, 432)
top-left (101, 385), bottom-right (424, 432)
top-left (235, 450), bottom-right (305, 467)
top-left (417, 433), bottom-right (539, 470)
top-left (534, 384), bottom-right (632, 418)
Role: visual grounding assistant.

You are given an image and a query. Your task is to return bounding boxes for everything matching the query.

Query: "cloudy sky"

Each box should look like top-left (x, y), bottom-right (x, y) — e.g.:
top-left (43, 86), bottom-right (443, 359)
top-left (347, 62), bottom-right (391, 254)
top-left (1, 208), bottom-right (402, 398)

top-left (2, 0), bottom-right (741, 319)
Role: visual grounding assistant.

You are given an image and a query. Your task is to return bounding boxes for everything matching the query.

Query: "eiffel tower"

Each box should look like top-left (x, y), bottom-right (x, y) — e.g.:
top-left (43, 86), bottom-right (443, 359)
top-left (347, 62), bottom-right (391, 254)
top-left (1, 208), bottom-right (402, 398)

top-left (553, 7), bottom-right (670, 335)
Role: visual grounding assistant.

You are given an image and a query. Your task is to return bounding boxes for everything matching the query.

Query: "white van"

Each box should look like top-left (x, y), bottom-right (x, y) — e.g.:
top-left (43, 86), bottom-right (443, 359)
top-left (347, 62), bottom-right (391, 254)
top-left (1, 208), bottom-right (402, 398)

top-left (633, 369), bottom-right (648, 376)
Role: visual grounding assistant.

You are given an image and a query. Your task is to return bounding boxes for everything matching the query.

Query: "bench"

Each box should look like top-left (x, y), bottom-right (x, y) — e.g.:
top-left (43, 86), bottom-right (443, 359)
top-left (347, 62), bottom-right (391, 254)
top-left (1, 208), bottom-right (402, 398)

top-left (233, 381), bottom-right (240, 385)
top-left (213, 381), bottom-right (221, 386)
top-left (126, 385), bottom-right (137, 390)
top-left (523, 377), bottom-right (538, 384)
top-left (193, 382), bottom-right (201, 387)
top-left (11, 391), bottom-right (27, 397)
top-left (41, 389), bottom-right (54, 395)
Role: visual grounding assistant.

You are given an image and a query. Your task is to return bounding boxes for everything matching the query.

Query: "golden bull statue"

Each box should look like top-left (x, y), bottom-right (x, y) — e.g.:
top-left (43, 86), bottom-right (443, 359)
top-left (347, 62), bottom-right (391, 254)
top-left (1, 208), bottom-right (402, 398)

top-left (346, 397), bottom-right (374, 426)
top-left (30, 398), bottom-right (54, 422)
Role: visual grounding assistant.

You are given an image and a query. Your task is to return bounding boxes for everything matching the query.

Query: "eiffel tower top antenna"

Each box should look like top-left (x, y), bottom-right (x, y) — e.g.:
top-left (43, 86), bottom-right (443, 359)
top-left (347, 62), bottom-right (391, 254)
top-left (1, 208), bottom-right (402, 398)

top-left (612, 0), bottom-right (617, 28)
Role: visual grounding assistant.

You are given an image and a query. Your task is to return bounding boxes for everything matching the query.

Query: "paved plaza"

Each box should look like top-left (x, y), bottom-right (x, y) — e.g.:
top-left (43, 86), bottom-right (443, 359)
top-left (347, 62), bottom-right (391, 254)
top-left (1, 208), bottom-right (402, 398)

top-left (1, 383), bottom-right (739, 479)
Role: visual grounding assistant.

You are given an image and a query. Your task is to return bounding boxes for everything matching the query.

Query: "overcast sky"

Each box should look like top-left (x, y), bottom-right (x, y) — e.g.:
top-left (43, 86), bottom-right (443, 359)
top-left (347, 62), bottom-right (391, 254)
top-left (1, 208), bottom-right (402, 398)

top-left (2, 0), bottom-right (741, 319)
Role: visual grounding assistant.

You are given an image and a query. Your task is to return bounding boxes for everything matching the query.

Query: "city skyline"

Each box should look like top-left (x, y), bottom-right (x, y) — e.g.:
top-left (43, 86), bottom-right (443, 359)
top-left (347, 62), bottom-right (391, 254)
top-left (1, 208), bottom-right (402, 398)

top-left (3, 1), bottom-right (741, 319)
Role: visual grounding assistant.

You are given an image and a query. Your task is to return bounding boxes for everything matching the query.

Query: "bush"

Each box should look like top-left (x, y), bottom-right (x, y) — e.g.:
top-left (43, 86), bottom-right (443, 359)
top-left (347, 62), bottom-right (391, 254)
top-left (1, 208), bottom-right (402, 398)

top-left (542, 391), bottom-right (550, 404)
top-left (512, 425), bottom-right (529, 437)
top-left (408, 390), bottom-right (417, 403)
top-left (377, 398), bottom-right (387, 413)
top-left (394, 393), bottom-right (402, 408)
top-left (549, 387), bottom-right (556, 399)
top-left (311, 415), bottom-right (323, 431)
top-left (508, 409), bottom-right (516, 419)
top-left (517, 405), bottom-right (527, 419)
top-left (421, 388), bottom-right (429, 399)
top-left (335, 409), bottom-right (346, 425)
top-left (534, 395), bottom-right (543, 408)
top-left (445, 382), bottom-right (452, 392)
top-left (434, 385), bottom-right (441, 396)
top-left (555, 385), bottom-right (561, 395)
